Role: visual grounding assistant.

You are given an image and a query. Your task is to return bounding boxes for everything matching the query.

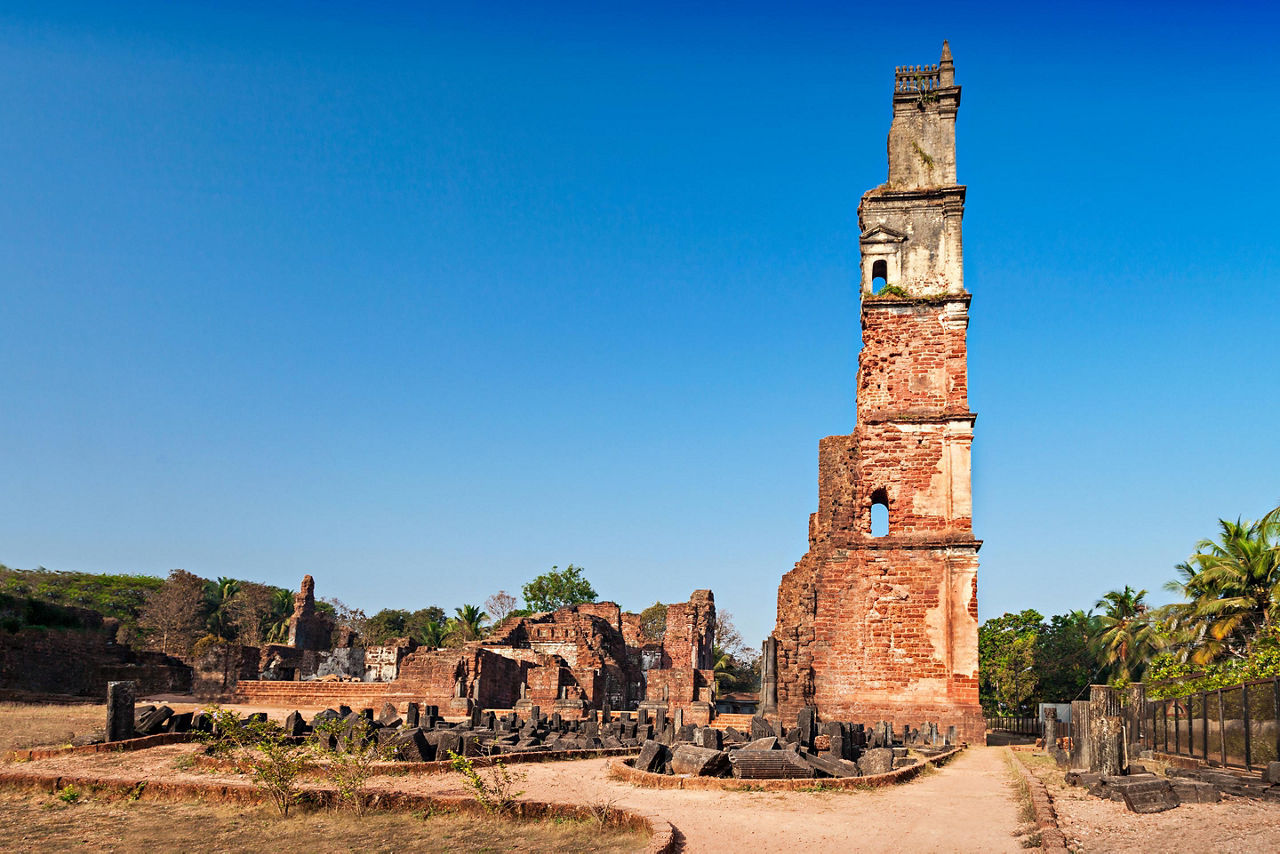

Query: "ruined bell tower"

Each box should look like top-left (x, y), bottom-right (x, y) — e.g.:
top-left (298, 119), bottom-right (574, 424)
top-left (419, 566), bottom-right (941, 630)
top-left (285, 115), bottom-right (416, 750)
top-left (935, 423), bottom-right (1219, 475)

top-left (768, 42), bottom-right (982, 742)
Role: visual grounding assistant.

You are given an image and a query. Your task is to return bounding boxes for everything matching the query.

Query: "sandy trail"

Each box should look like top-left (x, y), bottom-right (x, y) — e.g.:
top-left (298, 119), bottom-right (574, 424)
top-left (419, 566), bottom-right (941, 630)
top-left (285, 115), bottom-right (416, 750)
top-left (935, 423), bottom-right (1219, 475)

top-left (393, 746), bottom-right (1026, 853)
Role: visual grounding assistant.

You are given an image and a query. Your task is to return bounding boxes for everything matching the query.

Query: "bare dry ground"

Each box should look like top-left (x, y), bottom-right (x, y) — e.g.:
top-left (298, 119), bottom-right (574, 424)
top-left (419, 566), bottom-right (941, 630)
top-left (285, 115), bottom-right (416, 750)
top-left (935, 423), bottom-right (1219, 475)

top-left (0, 791), bottom-right (644, 853)
top-left (1018, 751), bottom-right (1280, 853)
top-left (0, 702), bottom-right (105, 752)
top-left (2, 703), bottom-right (1047, 853)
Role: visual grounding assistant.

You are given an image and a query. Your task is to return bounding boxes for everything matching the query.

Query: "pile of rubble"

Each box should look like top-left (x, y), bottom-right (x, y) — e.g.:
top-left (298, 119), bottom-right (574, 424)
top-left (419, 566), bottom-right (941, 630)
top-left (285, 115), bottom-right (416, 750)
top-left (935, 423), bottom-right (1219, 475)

top-left (630, 708), bottom-right (956, 780)
top-left (1065, 761), bottom-right (1280, 813)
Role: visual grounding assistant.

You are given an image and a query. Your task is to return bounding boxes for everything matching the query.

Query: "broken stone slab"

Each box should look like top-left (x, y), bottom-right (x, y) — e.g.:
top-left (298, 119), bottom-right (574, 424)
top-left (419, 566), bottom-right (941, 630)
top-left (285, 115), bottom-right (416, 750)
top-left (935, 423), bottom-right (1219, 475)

top-left (1118, 779), bottom-right (1179, 814)
top-left (677, 723), bottom-right (698, 743)
top-left (857, 747), bottom-right (894, 776)
top-left (729, 749), bottom-right (813, 779)
top-left (635, 739), bottom-right (671, 774)
top-left (749, 715), bottom-right (775, 740)
top-left (390, 727), bottom-right (433, 762)
top-left (1064, 770), bottom-right (1102, 788)
top-left (404, 702), bottom-right (420, 729)
top-left (1264, 762), bottom-right (1280, 785)
top-left (800, 752), bottom-right (862, 778)
top-left (670, 745), bottom-right (731, 777)
top-left (1171, 780), bottom-right (1220, 804)
top-left (694, 727), bottom-right (722, 750)
top-left (283, 711), bottom-right (306, 737)
top-left (136, 705), bottom-right (174, 736)
top-left (166, 712), bottom-right (194, 733)
top-left (378, 702), bottom-right (402, 727)
top-left (742, 736), bottom-right (779, 751)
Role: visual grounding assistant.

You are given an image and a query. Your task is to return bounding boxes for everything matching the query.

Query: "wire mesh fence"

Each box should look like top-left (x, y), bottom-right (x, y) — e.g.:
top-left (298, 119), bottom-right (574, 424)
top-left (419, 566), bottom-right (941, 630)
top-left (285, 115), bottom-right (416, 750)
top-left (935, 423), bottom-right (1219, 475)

top-left (1146, 677), bottom-right (1280, 772)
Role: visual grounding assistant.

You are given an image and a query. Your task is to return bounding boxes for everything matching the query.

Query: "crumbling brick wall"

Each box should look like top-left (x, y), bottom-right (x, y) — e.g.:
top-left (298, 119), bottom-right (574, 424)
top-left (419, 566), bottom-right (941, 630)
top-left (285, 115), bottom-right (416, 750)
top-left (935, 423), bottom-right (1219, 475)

top-left (0, 625), bottom-right (191, 698)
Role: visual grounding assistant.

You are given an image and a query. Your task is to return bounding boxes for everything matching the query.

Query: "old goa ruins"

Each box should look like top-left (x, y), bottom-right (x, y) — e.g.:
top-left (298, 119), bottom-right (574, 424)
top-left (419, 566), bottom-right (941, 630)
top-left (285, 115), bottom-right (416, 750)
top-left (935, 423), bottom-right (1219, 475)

top-left (767, 41), bottom-right (983, 743)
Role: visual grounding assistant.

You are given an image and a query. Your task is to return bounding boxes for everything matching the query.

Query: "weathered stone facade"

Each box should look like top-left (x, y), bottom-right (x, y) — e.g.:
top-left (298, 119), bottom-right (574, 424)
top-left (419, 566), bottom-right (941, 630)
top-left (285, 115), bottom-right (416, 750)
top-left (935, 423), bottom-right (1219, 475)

top-left (770, 43), bottom-right (983, 743)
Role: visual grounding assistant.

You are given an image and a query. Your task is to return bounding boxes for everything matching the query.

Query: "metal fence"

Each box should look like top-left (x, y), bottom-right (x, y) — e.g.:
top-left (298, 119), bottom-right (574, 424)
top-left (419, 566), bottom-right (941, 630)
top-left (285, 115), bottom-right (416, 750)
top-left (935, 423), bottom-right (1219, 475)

top-left (1145, 676), bottom-right (1280, 773)
top-left (985, 716), bottom-right (1041, 736)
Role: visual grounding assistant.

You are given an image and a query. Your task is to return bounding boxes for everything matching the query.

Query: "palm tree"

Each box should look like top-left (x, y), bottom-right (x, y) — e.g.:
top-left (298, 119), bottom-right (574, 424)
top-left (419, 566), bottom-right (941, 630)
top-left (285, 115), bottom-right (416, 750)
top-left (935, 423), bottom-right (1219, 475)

top-left (450, 604), bottom-right (489, 643)
top-left (1163, 513), bottom-right (1280, 661)
top-left (204, 577), bottom-right (241, 641)
top-left (1092, 585), bottom-right (1158, 682)
top-left (418, 620), bottom-right (447, 649)
top-left (710, 644), bottom-right (735, 696)
top-left (264, 588), bottom-right (294, 644)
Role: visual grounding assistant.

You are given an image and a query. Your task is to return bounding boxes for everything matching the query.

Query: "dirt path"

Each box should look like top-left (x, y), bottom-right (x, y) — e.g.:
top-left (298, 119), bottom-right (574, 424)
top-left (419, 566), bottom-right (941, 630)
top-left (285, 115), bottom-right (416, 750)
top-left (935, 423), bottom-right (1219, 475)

top-left (395, 746), bottom-right (1027, 853)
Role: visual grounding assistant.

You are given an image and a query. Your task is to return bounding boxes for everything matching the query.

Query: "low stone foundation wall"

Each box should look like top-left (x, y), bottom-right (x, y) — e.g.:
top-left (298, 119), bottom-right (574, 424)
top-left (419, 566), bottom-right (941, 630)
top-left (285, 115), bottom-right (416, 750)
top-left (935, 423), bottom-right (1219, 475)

top-left (235, 680), bottom-right (419, 710)
top-left (607, 745), bottom-right (962, 791)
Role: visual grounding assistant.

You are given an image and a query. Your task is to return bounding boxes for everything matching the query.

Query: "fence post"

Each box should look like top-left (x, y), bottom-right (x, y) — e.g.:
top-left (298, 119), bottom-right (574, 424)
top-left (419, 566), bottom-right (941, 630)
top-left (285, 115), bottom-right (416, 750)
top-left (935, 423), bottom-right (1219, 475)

top-left (1243, 682), bottom-right (1252, 771)
top-left (1217, 689), bottom-right (1226, 767)
top-left (1201, 689), bottom-right (1209, 763)
top-left (1274, 677), bottom-right (1280, 766)
top-left (1173, 698), bottom-right (1180, 755)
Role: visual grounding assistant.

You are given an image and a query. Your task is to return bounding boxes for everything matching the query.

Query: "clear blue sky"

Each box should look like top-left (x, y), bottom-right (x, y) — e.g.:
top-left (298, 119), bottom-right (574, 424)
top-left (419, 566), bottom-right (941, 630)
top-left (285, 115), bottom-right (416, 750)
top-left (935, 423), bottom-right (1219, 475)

top-left (3, 1), bottom-right (1278, 647)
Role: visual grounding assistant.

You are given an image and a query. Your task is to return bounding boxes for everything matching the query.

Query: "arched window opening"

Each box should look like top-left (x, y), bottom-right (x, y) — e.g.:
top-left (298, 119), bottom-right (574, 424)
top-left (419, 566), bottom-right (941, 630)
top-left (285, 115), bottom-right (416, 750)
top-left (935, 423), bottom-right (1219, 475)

top-left (871, 260), bottom-right (888, 294)
top-left (870, 488), bottom-right (890, 537)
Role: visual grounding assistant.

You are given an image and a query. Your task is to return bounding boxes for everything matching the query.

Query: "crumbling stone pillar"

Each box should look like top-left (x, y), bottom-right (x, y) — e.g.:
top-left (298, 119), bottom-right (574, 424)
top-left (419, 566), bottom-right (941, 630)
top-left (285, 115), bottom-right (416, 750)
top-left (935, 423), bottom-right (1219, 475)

top-left (107, 680), bottom-right (135, 742)
top-left (1088, 685), bottom-right (1125, 776)
top-left (760, 636), bottom-right (778, 716)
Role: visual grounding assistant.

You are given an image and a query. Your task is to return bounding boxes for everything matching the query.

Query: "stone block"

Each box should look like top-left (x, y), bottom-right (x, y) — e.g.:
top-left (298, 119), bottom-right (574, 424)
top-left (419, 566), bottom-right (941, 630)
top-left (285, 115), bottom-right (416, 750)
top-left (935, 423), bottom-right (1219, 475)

top-left (694, 727), bottom-right (722, 750)
top-left (750, 715), bottom-right (775, 740)
top-left (635, 739), bottom-right (670, 774)
top-left (858, 747), bottom-right (894, 776)
top-left (743, 736), bottom-right (779, 750)
top-left (1264, 762), bottom-right (1280, 785)
top-left (1171, 780), bottom-right (1220, 804)
top-left (800, 752), bottom-right (862, 778)
top-left (669, 744), bottom-right (730, 777)
top-left (106, 682), bottom-right (135, 742)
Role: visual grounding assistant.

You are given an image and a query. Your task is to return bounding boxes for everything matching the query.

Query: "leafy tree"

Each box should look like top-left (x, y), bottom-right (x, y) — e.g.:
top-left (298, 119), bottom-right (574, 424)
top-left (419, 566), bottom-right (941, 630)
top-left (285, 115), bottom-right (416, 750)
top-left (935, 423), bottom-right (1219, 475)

top-left (1092, 585), bottom-right (1159, 683)
top-left (1034, 609), bottom-right (1099, 702)
top-left (137, 569), bottom-right (209, 656)
top-left (485, 591), bottom-right (518, 624)
top-left (521, 565), bottom-right (597, 613)
top-left (708, 611), bottom-right (759, 694)
top-left (364, 609), bottom-right (411, 645)
top-left (638, 602), bottom-right (667, 641)
top-left (322, 598), bottom-right (368, 640)
top-left (978, 609), bottom-right (1043, 715)
top-left (226, 581), bottom-right (280, 647)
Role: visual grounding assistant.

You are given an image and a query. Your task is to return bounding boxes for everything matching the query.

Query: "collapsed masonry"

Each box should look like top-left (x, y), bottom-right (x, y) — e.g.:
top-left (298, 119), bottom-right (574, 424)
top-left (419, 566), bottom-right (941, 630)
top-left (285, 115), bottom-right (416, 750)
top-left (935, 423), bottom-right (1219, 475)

top-left (239, 577), bottom-right (718, 724)
top-left (767, 42), bottom-right (983, 743)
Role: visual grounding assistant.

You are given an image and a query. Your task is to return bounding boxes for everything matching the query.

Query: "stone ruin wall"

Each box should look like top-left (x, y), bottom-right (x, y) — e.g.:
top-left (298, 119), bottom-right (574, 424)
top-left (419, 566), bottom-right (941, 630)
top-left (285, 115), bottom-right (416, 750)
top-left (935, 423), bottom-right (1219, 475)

top-left (238, 580), bottom-right (717, 721)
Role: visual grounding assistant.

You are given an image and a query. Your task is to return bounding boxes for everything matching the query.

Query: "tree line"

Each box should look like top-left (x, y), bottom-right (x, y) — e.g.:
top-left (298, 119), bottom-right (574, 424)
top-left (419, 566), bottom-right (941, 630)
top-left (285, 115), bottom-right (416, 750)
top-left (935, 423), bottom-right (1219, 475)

top-left (981, 502), bottom-right (1280, 714)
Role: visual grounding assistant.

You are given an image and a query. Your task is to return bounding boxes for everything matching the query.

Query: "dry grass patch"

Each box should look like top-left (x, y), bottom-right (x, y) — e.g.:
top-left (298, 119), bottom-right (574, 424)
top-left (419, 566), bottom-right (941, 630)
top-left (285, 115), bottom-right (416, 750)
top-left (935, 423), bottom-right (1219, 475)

top-left (0, 702), bottom-right (105, 753)
top-left (0, 791), bottom-right (647, 853)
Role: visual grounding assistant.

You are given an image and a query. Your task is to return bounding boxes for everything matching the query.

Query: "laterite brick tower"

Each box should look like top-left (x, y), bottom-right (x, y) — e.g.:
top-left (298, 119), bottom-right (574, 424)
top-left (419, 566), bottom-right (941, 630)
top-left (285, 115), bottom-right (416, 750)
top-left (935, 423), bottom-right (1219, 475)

top-left (768, 42), bottom-right (982, 742)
